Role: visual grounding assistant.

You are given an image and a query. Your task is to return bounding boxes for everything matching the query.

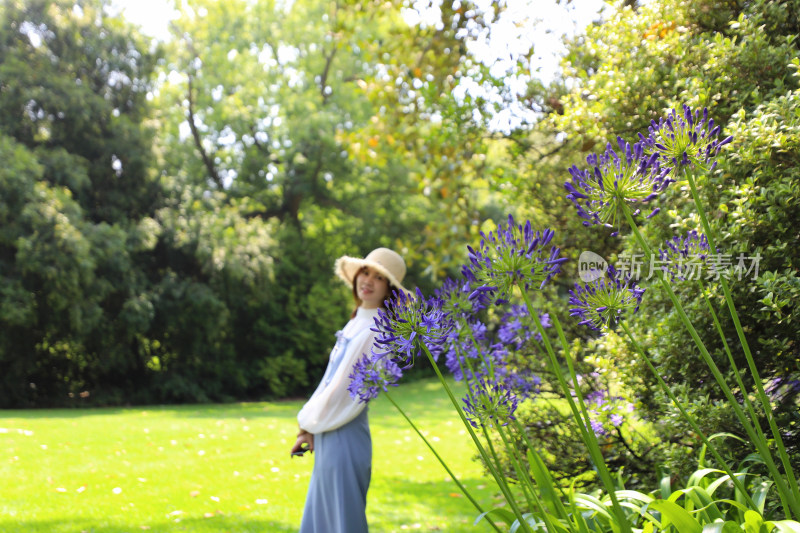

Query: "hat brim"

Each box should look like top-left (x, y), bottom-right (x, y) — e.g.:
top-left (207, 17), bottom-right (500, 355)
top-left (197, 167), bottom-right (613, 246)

top-left (334, 256), bottom-right (409, 298)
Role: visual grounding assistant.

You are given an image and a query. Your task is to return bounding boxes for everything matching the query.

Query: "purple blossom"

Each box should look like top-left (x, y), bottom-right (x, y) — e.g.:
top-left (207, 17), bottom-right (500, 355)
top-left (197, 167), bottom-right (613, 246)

top-left (434, 277), bottom-right (492, 317)
top-left (348, 352), bottom-right (403, 403)
top-left (569, 265), bottom-right (645, 332)
top-left (349, 288), bottom-right (453, 402)
top-left (462, 376), bottom-right (520, 429)
top-left (497, 305), bottom-right (550, 349)
top-left (641, 105), bottom-right (733, 171)
top-left (584, 388), bottom-right (632, 436)
top-left (371, 288), bottom-right (453, 367)
top-left (590, 418), bottom-right (608, 437)
top-left (658, 230), bottom-right (712, 281)
top-left (443, 325), bottom-right (485, 381)
top-left (463, 215), bottom-right (566, 299)
top-left (565, 137), bottom-right (673, 232)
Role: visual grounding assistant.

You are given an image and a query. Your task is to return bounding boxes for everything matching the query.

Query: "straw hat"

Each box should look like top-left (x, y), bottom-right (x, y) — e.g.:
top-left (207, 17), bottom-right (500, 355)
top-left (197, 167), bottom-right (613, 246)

top-left (334, 247), bottom-right (409, 296)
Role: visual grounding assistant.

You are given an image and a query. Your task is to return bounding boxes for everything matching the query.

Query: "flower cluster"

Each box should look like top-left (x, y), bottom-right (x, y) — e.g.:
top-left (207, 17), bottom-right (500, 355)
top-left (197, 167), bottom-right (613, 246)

top-left (348, 352), bottom-right (403, 404)
top-left (497, 305), bottom-right (550, 351)
top-left (658, 230), bottom-right (711, 281)
top-left (348, 288), bottom-right (453, 403)
top-left (463, 215), bottom-right (566, 299)
top-left (642, 104), bottom-right (733, 170)
top-left (463, 376), bottom-right (520, 429)
top-left (565, 137), bottom-right (673, 233)
top-left (569, 265), bottom-right (645, 332)
top-left (564, 105), bottom-right (734, 233)
top-left (584, 389), bottom-right (634, 437)
top-left (433, 277), bottom-right (492, 319)
top-left (373, 288), bottom-right (453, 365)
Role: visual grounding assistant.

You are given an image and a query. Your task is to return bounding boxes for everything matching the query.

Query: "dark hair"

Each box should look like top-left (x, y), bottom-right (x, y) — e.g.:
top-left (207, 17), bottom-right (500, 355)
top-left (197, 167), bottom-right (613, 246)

top-left (350, 266), bottom-right (399, 317)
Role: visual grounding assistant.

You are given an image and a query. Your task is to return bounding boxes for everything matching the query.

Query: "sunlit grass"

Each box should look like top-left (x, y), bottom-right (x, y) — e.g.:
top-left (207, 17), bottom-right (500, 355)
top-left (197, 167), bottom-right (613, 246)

top-left (1, 378), bottom-right (497, 532)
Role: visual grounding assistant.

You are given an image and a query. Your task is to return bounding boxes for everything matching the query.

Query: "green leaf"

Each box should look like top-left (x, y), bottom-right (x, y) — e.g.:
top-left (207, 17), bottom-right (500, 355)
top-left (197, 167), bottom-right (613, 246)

top-left (743, 510), bottom-right (767, 533)
top-left (702, 521), bottom-right (746, 533)
top-left (475, 507), bottom-right (517, 527)
top-left (647, 500), bottom-right (703, 533)
top-left (768, 520), bottom-right (800, 533)
top-left (574, 493), bottom-right (616, 522)
top-left (750, 481), bottom-right (773, 514)
top-left (527, 448), bottom-right (569, 521)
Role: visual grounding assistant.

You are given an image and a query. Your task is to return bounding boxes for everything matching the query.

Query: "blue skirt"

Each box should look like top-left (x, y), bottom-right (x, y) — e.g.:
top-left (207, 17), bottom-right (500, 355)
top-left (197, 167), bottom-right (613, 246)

top-left (299, 409), bottom-right (372, 533)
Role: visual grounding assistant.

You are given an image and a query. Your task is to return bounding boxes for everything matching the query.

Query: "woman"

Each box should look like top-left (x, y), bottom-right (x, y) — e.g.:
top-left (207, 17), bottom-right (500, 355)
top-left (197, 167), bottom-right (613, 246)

top-left (291, 247), bottom-right (409, 533)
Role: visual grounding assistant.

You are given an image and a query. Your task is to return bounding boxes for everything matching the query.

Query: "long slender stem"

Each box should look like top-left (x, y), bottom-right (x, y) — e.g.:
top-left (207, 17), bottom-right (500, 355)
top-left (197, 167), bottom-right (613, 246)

top-left (618, 321), bottom-right (757, 509)
top-left (621, 203), bottom-right (797, 517)
top-left (382, 391), bottom-right (503, 533)
top-left (458, 320), bottom-right (563, 532)
top-left (495, 423), bottom-right (538, 514)
top-left (512, 419), bottom-right (572, 523)
top-left (421, 344), bottom-right (534, 531)
top-left (683, 167), bottom-right (800, 511)
top-left (521, 291), bottom-right (633, 533)
top-left (697, 282), bottom-right (767, 445)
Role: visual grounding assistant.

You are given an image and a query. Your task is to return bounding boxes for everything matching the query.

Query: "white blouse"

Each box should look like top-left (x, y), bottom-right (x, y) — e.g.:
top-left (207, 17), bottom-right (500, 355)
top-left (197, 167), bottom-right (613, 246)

top-left (297, 307), bottom-right (381, 434)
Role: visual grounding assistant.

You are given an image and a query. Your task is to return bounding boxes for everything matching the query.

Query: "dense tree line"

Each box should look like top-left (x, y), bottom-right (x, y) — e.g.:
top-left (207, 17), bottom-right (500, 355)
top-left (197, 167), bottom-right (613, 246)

top-left (0, 0), bottom-right (509, 407)
top-left (2, 0), bottom-right (798, 495)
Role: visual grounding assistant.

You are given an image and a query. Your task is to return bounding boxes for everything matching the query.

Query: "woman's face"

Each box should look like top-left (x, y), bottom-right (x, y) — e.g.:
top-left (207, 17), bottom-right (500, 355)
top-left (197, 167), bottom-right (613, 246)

top-left (356, 266), bottom-right (389, 309)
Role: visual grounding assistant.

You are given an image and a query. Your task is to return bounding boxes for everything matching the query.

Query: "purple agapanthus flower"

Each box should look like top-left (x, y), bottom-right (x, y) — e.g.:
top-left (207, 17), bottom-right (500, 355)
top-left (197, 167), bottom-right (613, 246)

top-left (641, 104), bottom-right (733, 171)
top-left (370, 288), bottom-right (453, 367)
top-left (584, 388), bottom-right (631, 437)
top-left (348, 352), bottom-right (404, 403)
top-left (497, 305), bottom-right (550, 350)
top-left (463, 215), bottom-right (567, 299)
top-left (462, 376), bottom-right (520, 429)
top-left (434, 277), bottom-right (492, 318)
top-left (569, 265), bottom-right (645, 332)
top-left (565, 137), bottom-right (673, 233)
top-left (658, 230), bottom-right (711, 281)
top-left (349, 288), bottom-right (454, 402)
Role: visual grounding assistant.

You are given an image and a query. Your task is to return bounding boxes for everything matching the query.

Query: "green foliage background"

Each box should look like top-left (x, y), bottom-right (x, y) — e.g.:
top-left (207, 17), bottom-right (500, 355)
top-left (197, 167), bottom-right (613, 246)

top-left (1, 0), bottom-right (799, 492)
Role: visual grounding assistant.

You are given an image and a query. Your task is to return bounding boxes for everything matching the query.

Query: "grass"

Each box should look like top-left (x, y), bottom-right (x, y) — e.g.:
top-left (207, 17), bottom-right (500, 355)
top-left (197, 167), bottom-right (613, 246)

top-left (0, 378), bottom-right (499, 532)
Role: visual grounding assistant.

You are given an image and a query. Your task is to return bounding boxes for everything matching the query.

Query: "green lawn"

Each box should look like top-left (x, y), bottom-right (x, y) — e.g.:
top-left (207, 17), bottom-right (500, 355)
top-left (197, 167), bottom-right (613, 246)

top-left (1, 378), bottom-right (498, 532)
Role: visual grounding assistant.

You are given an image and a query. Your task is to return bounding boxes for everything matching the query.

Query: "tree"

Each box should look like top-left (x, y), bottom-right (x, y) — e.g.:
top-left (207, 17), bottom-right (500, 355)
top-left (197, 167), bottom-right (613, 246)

top-left (531, 0), bottom-right (800, 483)
top-left (152, 0), bottom-right (511, 390)
top-left (0, 0), bottom-right (163, 405)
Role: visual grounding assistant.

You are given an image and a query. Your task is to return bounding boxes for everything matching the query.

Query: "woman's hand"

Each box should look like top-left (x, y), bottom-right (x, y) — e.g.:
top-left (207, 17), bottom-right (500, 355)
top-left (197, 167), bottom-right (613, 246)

top-left (290, 430), bottom-right (314, 458)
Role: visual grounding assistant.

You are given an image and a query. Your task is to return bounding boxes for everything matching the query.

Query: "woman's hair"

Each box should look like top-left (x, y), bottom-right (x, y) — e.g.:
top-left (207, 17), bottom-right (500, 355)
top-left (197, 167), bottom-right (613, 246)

top-left (350, 266), bottom-right (398, 317)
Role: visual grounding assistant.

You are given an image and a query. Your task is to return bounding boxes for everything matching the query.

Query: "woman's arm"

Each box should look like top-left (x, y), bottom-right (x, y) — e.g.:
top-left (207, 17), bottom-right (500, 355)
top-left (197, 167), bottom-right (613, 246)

top-left (296, 329), bottom-right (378, 434)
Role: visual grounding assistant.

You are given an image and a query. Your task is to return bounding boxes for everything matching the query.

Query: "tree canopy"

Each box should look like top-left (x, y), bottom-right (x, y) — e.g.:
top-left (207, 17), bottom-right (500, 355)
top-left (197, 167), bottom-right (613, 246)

top-left (1, 0), bottom-right (798, 490)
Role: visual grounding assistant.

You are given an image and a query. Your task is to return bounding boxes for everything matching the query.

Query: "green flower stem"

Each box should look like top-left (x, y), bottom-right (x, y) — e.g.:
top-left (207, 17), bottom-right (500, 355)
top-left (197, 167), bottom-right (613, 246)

top-left (382, 391), bottom-right (503, 533)
top-left (511, 418), bottom-right (572, 523)
top-left (420, 343), bottom-right (534, 532)
top-left (456, 321), bottom-right (549, 522)
top-left (449, 333), bottom-right (536, 516)
top-left (621, 203), bottom-right (798, 518)
top-left (697, 282), bottom-right (768, 445)
top-left (495, 422), bottom-right (540, 516)
top-left (459, 316), bottom-right (559, 525)
top-left (549, 308), bottom-right (637, 529)
top-left (520, 290), bottom-right (633, 533)
top-left (618, 321), bottom-right (757, 509)
top-left (683, 166), bottom-right (800, 509)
